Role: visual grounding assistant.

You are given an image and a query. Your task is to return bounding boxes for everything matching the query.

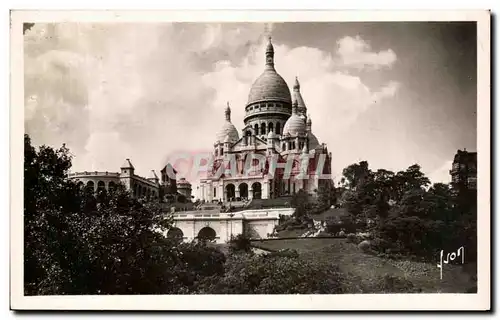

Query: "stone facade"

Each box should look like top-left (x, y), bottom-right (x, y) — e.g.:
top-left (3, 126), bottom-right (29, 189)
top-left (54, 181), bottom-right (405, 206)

top-left (167, 208), bottom-right (294, 243)
top-left (199, 37), bottom-right (333, 203)
top-left (68, 159), bottom-right (188, 202)
top-left (450, 149), bottom-right (477, 190)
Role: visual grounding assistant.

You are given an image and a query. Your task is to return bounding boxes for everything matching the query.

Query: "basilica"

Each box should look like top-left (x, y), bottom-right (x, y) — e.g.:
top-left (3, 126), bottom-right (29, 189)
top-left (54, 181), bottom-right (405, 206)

top-left (198, 38), bottom-right (333, 203)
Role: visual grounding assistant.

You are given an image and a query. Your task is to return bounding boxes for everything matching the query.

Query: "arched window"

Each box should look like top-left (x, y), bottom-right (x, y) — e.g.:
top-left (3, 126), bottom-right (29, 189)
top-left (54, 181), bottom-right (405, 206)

top-left (221, 148), bottom-right (224, 156)
top-left (269, 122), bottom-right (274, 133)
top-left (254, 123), bottom-right (259, 135)
top-left (97, 180), bottom-right (105, 192)
top-left (261, 123), bottom-right (266, 135)
top-left (282, 143), bottom-right (286, 151)
top-left (276, 122), bottom-right (281, 135)
top-left (86, 181), bottom-right (94, 192)
top-left (108, 181), bottom-right (116, 192)
top-left (246, 130), bottom-right (252, 137)
top-left (215, 149), bottom-right (218, 156)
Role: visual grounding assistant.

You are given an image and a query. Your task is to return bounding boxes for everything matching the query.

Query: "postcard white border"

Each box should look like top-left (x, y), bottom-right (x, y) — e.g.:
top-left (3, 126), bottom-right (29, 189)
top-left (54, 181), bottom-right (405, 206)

top-left (10, 10), bottom-right (491, 311)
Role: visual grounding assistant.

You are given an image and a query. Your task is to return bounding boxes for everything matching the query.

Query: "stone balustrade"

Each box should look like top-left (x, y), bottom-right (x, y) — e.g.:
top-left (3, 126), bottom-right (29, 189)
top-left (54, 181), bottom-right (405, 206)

top-left (68, 171), bottom-right (120, 178)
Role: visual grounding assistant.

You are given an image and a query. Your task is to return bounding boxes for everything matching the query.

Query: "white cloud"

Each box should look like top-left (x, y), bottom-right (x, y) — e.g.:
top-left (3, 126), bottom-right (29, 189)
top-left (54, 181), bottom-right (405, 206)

top-left (204, 38), bottom-right (400, 149)
top-left (336, 35), bottom-right (397, 70)
top-left (24, 23), bottom-right (399, 184)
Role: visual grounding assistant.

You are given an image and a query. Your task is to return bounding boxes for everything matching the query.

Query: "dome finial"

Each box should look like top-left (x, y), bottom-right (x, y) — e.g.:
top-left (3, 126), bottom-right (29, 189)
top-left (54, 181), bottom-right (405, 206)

top-left (225, 102), bottom-right (231, 121)
top-left (294, 76), bottom-right (300, 91)
top-left (265, 36), bottom-right (274, 69)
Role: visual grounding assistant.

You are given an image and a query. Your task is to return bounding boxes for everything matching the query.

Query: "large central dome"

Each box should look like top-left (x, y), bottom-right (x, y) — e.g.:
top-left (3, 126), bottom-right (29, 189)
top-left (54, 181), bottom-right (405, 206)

top-left (246, 38), bottom-right (292, 106)
top-left (247, 70), bottom-right (292, 106)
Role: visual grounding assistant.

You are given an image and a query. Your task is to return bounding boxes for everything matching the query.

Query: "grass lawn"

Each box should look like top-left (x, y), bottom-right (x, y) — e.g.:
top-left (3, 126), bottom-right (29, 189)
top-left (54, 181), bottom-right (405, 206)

top-left (251, 237), bottom-right (344, 253)
top-left (275, 227), bottom-right (308, 238)
top-left (250, 237), bottom-right (476, 293)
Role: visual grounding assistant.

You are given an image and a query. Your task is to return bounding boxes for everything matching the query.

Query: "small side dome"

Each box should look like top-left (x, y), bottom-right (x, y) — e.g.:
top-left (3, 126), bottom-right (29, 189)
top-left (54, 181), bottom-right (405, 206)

top-left (308, 132), bottom-right (320, 149)
top-left (216, 122), bottom-right (239, 143)
top-left (267, 130), bottom-right (277, 139)
top-left (217, 102), bottom-right (239, 143)
top-left (283, 114), bottom-right (306, 136)
top-left (283, 101), bottom-right (306, 136)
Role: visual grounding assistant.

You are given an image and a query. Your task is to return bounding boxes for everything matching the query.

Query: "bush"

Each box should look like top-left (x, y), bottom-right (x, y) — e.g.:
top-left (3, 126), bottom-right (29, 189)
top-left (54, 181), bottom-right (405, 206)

top-left (228, 234), bottom-right (252, 253)
top-left (199, 253), bottom-right (345, 294)
top-left (346, 233), bottom-right (358, 244)
top-left (265, 249), bottom-right (300, 259)
top-left (358, 240), bottom-right (371, 253)
top-left (366, 274), bottom-right (421, 293)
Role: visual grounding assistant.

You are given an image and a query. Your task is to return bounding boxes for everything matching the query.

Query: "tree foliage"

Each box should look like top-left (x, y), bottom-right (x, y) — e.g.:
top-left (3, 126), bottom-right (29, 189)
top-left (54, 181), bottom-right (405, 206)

top-left (290, 189), bottom-right (309, 222)
top-left (338, 159), bottom-right (477, 262)
top-left (24, 134), bottom-right (225, 295)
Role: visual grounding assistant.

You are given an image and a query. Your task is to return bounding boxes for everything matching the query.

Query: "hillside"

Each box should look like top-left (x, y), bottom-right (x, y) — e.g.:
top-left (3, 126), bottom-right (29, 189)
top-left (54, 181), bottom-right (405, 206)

top-left (250, 238), bottom-right (476, 293)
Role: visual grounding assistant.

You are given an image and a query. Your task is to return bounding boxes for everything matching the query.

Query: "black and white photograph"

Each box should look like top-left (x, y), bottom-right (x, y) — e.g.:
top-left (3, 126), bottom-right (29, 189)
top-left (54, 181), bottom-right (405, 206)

top-left (10, 10), bottom-right (490, 311)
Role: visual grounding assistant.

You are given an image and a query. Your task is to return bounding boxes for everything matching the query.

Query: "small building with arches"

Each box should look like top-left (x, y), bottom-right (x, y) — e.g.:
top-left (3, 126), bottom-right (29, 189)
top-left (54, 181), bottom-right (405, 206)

top-left (68, 158), bottom-right (191, 203)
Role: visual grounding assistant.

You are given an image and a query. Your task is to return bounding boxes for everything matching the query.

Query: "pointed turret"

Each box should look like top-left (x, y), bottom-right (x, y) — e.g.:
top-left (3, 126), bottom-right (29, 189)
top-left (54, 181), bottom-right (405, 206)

top-left (120, 158), bottom-right (135, 176)
top-left (121, 158), bottom-right (134, 170)
top-left (148, 170), bottom-right (159, 184)
top-left (265, 36), bottom-right (274, 70)
top-left (292, 99), bottom-right (298, 115)
top-left (306, 115), bottom-right (312, 132)
top-left (293, 76), bottom-right (300, 91)
top-left (225, 101), bottom-right (231, 121)
top-left (293, 76), bottom-right (307, 117)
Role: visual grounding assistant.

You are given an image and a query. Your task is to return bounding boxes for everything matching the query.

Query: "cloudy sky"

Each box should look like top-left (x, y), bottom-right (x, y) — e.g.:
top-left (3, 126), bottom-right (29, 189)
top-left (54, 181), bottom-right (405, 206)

top-left (24, 22), bottom-right (477, 188)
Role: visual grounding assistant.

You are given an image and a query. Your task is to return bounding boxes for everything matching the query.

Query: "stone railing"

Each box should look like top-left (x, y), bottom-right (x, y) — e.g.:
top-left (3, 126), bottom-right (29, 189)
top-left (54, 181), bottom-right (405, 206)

top-left (68, 171), bottom-right (120, 178)
top-left (171, 207), bottom-right (294, 221)
top-left (245, 105), bottom-right (291, 117)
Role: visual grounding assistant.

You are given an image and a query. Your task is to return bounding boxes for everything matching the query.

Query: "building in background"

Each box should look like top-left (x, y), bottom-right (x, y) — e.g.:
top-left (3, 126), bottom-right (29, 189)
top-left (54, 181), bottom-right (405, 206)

top-left (68, 159), bottom-right (192, 203)
top-left (177, 178), bottom-right (193, 201)
top-left (450, 149), bottom-right (477, 190)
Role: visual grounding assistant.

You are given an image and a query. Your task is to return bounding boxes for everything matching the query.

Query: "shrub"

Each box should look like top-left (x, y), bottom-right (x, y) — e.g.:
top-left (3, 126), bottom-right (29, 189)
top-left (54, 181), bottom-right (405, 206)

top-left (358, 240), bottom-right (371, 253)
top-left (228, 234), bottom-right (252, 253)
top-left (346, 233), bottom-right (358, 244)
top-left (366, 274), bottom-right (421, 293)
top-left (201, 253), bottom-right (345, 294)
